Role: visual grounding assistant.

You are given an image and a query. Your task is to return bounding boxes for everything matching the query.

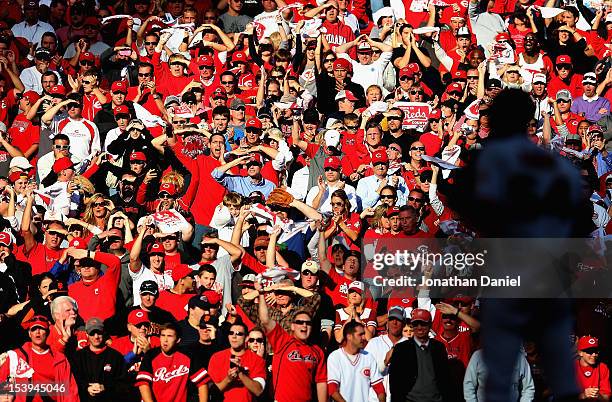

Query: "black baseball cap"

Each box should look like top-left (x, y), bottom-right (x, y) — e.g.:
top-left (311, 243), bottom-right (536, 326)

top-left (140, 280), bottom-right (159, 296)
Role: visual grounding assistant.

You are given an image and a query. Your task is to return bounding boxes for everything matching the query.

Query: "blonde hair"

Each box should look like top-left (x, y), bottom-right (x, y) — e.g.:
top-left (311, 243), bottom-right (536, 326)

top-left (371, 204), bottom-right (389, 228)
top-left (82, 193), bottom-right (110, 237)
top-left (161, 171), bottom-right (185, 194)
top-left (223, 192), bottom-right (243, 207)
top-left (269, 32), bottom-right (282, 51)
top-left (73, 176), bottom-right (95, 197)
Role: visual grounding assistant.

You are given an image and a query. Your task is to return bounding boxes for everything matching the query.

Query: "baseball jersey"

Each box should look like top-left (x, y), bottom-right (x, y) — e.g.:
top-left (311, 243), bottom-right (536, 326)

top-left (266, 324), bottom-right (327, 402)
top-left (435, 330), bottom-right (473, 368)
top-left (575, 360), bottom-right (611, 398)
top-left (155, 291), bottom-right (193, 321)
top-left (135, 348), bottom-right (209, 402)
top-left (207, 348), bottom-right (267, 402)
top-left (16, 242), bottom-right (64, 275)
top-left (52, 117), bottom-right (101, 162)
top-left (129, 265), bottom-right (174, 307)
top-left (327, 348), bottom-right (384, 402)
top-left (364, 335), bottom-right (408, 402)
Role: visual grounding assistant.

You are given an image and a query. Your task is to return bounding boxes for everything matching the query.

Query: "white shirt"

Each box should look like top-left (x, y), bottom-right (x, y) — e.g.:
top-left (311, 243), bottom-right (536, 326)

top-left (339, 11), bottom-right (360, 33)
top-left (19, 67), bottom-right (62, 94)
top-left (11, 20), bottom-right (55, 47)
top-left (364, 335), bottom-right (408, 402)
top-left (286, 165), bottom-right (310, 201)
top-left (342, 52), bottom-right (393, 93)
top-left (327, 348), bottom-right (384, 402)
top-left (36, 152), bottom-right (81, 184)
top-left (104, 127), bottom-right (123, 157)
top-left (47, 117), bottom-right (101, 163)
top-left (356, 174), bottom-right (408, 208)
top-left (253, 11), bottom-right (289, 39)
top-left (129, 265), bottom-right (174, 307)
top-left (305, 182), bottom-right (359, 213)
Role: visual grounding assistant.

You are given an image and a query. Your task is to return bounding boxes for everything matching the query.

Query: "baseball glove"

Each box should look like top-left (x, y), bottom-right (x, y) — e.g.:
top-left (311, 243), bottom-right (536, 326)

top-left (266, 188), bottom-right (294, 208)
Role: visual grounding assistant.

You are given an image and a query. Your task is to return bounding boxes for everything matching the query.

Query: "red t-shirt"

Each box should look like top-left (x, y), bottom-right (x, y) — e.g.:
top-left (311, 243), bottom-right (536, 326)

top-left (326, 212), bottom-right (362, 252)
top-left (266, 324), bottom-right (327, 402)
top-left (574, 360), bottom-right (611, 397)
top-left (164, 252), bottom-right (182, 275)
top-left (111, 335), bottom-right (161, 356)
top-left (435, 330), bottom-right (473, 368)
top-left (0, 90), bottom-right (17, 126)
top-left (155, 291), bottom-right (193, 321)
top-left (419, 132), bottom-right (443, 156)
top-left (208, 348), bottom-right (267, 402)
top-left (68, 252), bottom-right (122, 321)
top-left (9, 113), bottom-right (39, 156)
top-left (82, 92), bottom-right (108, 121)
top-left (17, 242), bottom-right (64, 275)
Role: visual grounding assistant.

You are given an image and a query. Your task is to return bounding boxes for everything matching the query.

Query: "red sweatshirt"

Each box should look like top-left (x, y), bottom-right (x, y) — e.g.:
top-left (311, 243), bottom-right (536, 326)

top-left (68, 252), bottom-right (121, 321)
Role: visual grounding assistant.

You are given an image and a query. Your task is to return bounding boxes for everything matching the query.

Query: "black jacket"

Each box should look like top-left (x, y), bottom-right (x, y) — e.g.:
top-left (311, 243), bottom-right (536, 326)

top-left (315, 70), bottom-right (365, 117)
top-left (2, 255), bottom-right (32, 303)
top-left (71, 346), bottom-right (129, 402)
top-left (93, 101), bottom-right (138, 143)
top-left (389, 338), bottom-right (452, 402)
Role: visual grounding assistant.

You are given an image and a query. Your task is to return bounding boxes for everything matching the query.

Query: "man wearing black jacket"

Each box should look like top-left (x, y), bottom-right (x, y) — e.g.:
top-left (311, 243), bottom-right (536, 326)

top-left (316, 58), bottom-right (365, 116)
top-left (389, 308), bottom-right (452, 402)
top-left (0, 230), bottom-right (32, 303)
top-left (72, 317), bottom-right (129, 402)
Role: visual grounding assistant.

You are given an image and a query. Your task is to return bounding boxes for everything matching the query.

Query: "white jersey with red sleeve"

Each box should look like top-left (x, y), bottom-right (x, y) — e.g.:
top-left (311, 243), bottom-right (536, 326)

top-left (327, 347), bottom-right (384, 402)
top-left (54, 117), bottom-right (101, 162)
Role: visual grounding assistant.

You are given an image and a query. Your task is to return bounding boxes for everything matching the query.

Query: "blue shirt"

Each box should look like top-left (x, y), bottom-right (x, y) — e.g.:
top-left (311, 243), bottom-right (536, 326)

top-left (211, 168), bottom-right (276, 197)
top-left (356, 174), bottom-right (409, 208)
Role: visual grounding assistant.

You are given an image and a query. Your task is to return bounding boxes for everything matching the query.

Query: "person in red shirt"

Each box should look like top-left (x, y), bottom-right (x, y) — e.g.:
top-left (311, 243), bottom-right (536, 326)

top-left (67, 247), bottom-right (121, 321)
top-left (208, 321), bottom-right (266, 401)
top-left (547, 55), bottom-right (584, 98)
top-left (255, 281), bottom-right (327, 402)
top-left (9, 90), bottom-right (40, 161)
top-left (126, 62), bottom-right (162, 117)
top-left (155, 264), bottom-right (196, 321)
top-left (574, 336), bottom-right (611, 401)
top-left (398, 205), bottom-right (434, 238)
top-left (152, 33), bottom-right (194, 98)
top-left (433, 303), bottom-right (476, 369)
top-left (306, 2), bottom-right (356, 55)
top-left (0, 52), bottom-right (25, 127)
top-left (324, 189), bottom-right (362, 252)
top-left (0, 315), bottom-right (80, 402)
top-left (419, 109), bottom-right (444, 156)
top-left (136, 322), bottom-right (210, 402)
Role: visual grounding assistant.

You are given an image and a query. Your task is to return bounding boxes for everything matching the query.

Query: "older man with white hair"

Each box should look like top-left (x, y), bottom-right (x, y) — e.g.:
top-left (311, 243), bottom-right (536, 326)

top-left (48, 295), bottom-right (79, 355)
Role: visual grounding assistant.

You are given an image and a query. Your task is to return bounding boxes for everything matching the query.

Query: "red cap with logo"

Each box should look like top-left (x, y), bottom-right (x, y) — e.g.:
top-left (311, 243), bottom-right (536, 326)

top-left (22, 90), bottom-right (40, 104)
top-left (113, 104), bottom-right (130, 116)
top-left (246, 117), bottom-right (262, 129)
top-left (333, 58), bottom-right (352, 72)
top-left (49, 85), bottom-right (66, 96)
top-left (202, 290), bottom-right (222, 306)
top-left (148, 242), bottom-right (164, 255)
top-left (453, 70), bottom-right (467, 80)
top-left (196, 55), bottom-right (214, 67)
top-left (324, 156), bottom-right (341, 170)
top-left (577, 336), bottom-right (599, 350)
top-left (171, 264), bottom-right (194, 282)
top-left (111, 80), bottom-right (128, 93)
top-left (52, 157), bottom-right (74, 173)
top-left (408, 62), bottom-right (421, 73)
top-left (429, 109), bottom-right (442, 120)
top-left (495, 32), bottom-right (511, 42)
top-left (371, 150), bottom-right (389, 164)
top-left (8, 171), bottom-right (27, 184)
top-left (411, 308), bottom-right (432, 323)
top-left (130, 151), bottom-right (147, 161)
top-left (556, 55), bottom-right (572, 65)
top-left (386, 206), bottom-right (400, 217)
top-left (348, 280), bottom-right (365, 295)
top-left (158, 182), bottom-right (177, 196)
top-left (446, 82), bottom-right (463, 94)
top-left (69, 237), bottom-right (87, 250)
top-left (128, 309), bottom-right (150, 326)
top-left (80, 52), bottom-right (95, 62)
top-left (0, 231), bottom-right (12, 247)
top-left (22, 315), bottom-right (50, 331)
top-left (232, 51), bottom-right (248, 64)
top-left (399, 66), bottom-right (414, 79)
top-left (211, 86), bottom-right (227, 99)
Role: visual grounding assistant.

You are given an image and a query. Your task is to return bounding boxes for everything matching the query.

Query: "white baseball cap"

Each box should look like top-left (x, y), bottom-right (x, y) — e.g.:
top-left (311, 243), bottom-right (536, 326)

top-left (10, 156), bottom-right (33, 170)
top-left (324, 129), bottom-right (341, 148)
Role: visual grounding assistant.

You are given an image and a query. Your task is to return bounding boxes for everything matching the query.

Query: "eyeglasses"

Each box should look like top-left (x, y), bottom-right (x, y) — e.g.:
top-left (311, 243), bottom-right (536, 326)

top-left (130, 160), bottom-right (145, 165)
top-left (233, 106), bottom-right (246, 112)
top-left (380, 194), bottom-right (395, 199)
top-left (410, 146), bottom-right (425, 151)
top-left (387, 116), bottom-right (402, 121)
top-left (345, 125), bottom-right (358, 130)
top-left (557, 65), bottom-right (571, 71)
top-left (254, 246), bottom-right (267, 251)
top-left (582, 349), bottom-right (599, 355)
top-left (324, 58), bottom-right (336, 63)
top-left (399, 76), bottom-right (413, 81)
top-left (408, 196), bottom-right (424, 203)
top-left (158, 193), bottom-right (174, 199)
top-left (229, 330), bottom-right (245, 336)
top-left (80, 60), bottom-right (94, 66)
top-left (411, 321), bottom-right (429, 327)
top-left (89, 330), bottom-right (103, 336)
top-left (144, 41), bottom-right (158, 46)
top-left (221, 80), bottom-right (235, 85)
top-left (54, 145), bottom-right (70, 151)
top-left (172, 120), bottom-right (187, 125)
top-left (138, 73), bottom-right (152, 77)
top-left (410, 90), bottom-right (423, 95)
top-left (199, 65), bottom-right (214, 70)
top-left (248, 337), bottom-right (264, 343)
top-left (372, 50), bottom-right (382, 55)
top-left (467, 76), bottom-right (479, 80)
top-left (293, 319), bottom-right (312, 326)
top-left (324, 167), bottom-right (338, 172)
top-left (82, 80), bottom-right (92, 85)
top-left (557, 99), bottom-right (570, 104)
top-left (331, 202), bottom-right (344, 206)
top-left (246, 128), bottom-right (261, 133)
top-left (169, 62), bottom-right (184, 67)
top-left (93, 201), bottom-right (107, 207)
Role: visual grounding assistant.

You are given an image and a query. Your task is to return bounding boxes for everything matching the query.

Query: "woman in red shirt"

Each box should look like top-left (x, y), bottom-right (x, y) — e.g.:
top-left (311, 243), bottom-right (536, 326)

top-left (324, 189), bottom-right (362, 251)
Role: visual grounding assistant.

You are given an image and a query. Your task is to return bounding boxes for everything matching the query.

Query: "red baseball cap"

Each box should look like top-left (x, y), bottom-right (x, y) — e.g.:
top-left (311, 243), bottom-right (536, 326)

top-left (111, 80), bottom-right (128, 93)
top-left (130, 151), bottom-right (147, 161)
top-left (324, 156), bottom-right (341, 170)
top-left (8, 171), bottom-right (27, 183)
top-left (399, 66), bottom-right (414, 79)
top-left (148, 243), bottom-right (164, 255)
top-left (577, 336), bottom-right (599, 351)
top-left (348, 280), bottom-right (365, 295)
top-left (158, 182), bottom-right (177, 196)
top-left (113, 104), bottom-right (130, 116)
top-left (446, 82), bottom-right (463, 94)
top-left (69, 237), bottom-right (87, 250)
top-left (371, 150), bottom-right (389, 164)
top-left (411, 308), bottom-right (432, 323)
top-left (407, 62), bottom-right (421, 73)
top-left (22, 315), bottom-right (50, 331)
top-left (246, 117), bottom-right (263, 129)
top-left (0, 231), bottom-right (12, 247)
top-left (22, 90), bottom-right (40, 104)
top-left (429, 109), bottom-right (442, 120)
top-left (333, 58), bottom-right (352, 72)
top-left (79, 52), bottom-right (95, 62)
top-left (49, 85), bottom-right (66, 96)
top-left (231, 51), bottom-right (248, 64)
top-left (556, 55), bottom-right (572, 65)
top-left (52, 157), bottom-right (74, 173)
top-left (386, 206), bottom-right (400, 217)
top-left (247, 153), bottom-right (264, 165)
top-left (196, 55), bottom-right (214, 67)
top-left (128, 309), bottom-right (150, 326)
top-left (202, 290), bottom-right (222, 306)
top-left (453, 70), bottom-right (467, 80)
top-left (171, 264), bottom-right (195, 282)
top-left (495, 32), bottom-right (511, 42)
top-left (211, 86), bottom-right (227, 99)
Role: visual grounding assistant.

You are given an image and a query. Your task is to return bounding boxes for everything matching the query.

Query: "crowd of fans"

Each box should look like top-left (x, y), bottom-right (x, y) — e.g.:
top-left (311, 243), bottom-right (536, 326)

top-left (0, 0), bottom-right (611, 400)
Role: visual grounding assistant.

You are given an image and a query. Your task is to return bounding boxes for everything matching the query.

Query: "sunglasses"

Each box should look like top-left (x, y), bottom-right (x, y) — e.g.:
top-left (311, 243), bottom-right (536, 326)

top-left (130, 160), bottom-right (145, 165)
top-left (467, 76), bottom-right (479, 80)
top-left (170, 62), bottom-right (185, 67)
top-left (388, 146), bottom-right (401, 152)
top-left (232, 106), bottom-right (246, 112)
top-left (302, 270), bottom-right (317, 276)
top-left (221, 80), bottom-right (235, 85)
top-left (254, 246), bottom-right (267, 251)
top-left (410, 146), bottom-right (425, 151)
top-left (411, 320), bottom-right (430, 327)
top-left (324, 167), bottom-right (338, 172)
top-left (172, 120), bottom-right (187, 125)
top-left (557, 99), bottom-right (570, 104)
top-left (54, 145), bottom-right (70, 150)
top-left (399, 76), bottom-right (413, 81)
top-left (199, 65), bottom-right (214, 70)
top-left (93, 201), bottom-right (107, 207)
top-left (144, 41), bottom-right (158, 46)
top-left (410, 90), bottom-right (423, 95)
top-left (246, 128), bottom-right (261, 133)
top-left (202, 243), bottom-right (219, 250)
top-left (248, 337), bottom-right (264, 343)
top-left (229, 331), bottom-right (245, 336)
top-left (293, 319), bottom-right (312, 326)
top-left (80, 59), bottom-right (94, 66)
top-left (372, 50), bottom-right (382, 55)
top-left (324, 59), bottom-right (336, 63)
top-left (331, 202), bottom-right (344, 206)
top-left (138, 73), bottom-right (152, 77)
top-left (582, 348), bottom-right (599, 355)
top-left (82, 80), bottom-right (93, 85)
top-left (387, 116), bottom-right (402, 121)
top-left (345, 124), bottom-right (359, 130)
top-left (408, 196), bottom-right (424, 203)
top-left (158, 193), bottom-right (174, 199)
